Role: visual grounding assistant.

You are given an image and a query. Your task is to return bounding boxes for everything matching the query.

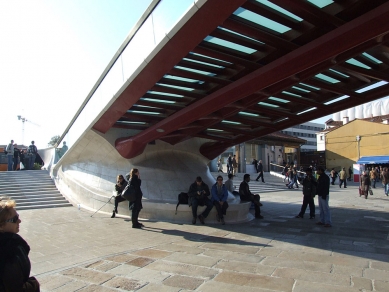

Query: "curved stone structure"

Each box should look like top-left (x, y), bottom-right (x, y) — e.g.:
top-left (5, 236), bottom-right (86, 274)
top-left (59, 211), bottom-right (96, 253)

top-left (53, 129), bottom-right (253, 223)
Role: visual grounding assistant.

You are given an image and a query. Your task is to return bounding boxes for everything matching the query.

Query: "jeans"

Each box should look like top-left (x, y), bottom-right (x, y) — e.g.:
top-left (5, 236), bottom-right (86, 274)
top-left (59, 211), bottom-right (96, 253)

top-left (384, 183), bottom-right (389, 196)
top-left (240, 194), bottom-right (261, 217)
top-left (29, 154), bottom-right (36, 170)
top-left (370, 179), bottom-right (376, 188)
top-left (213, 201), bottom-right (229, 219)
top-left (339, 179), bottom-right (347, 188)
top-left (298, 195), bottom-right (315, 218)
top-left (287, 177), bottom-right (298, 188)
top-left (318, 195), bottom-right (331, 225)
top-left (7, 155), bottom-right (13, 171)
top-left (13, 157), bottom-right (19, 171)
top-left (191, 197), bottom-right (213, 219)
top-left (256, 171), bottom-right (265, 182)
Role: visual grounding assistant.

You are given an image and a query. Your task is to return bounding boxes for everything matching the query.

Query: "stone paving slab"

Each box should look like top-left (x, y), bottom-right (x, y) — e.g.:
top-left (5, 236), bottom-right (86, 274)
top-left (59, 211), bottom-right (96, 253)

top-left (12, 174), bottom-right (389, 291)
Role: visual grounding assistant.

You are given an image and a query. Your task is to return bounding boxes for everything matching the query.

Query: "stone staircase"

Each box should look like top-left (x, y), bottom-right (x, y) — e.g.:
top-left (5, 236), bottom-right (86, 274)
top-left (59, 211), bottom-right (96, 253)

top-left (0, 170), bottom-right (72, 210)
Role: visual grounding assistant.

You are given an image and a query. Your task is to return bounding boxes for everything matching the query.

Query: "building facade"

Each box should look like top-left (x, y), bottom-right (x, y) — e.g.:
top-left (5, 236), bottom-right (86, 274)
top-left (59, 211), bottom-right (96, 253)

top-left (281, 122), bottom-right (324, 152)
top-left (325, 119), bottom-right (389, 170)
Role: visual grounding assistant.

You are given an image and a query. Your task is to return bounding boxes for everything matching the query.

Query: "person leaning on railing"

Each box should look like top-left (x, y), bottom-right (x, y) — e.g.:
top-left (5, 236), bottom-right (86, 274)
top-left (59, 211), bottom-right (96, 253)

top-left (0, 197), bottom-right (40, 291)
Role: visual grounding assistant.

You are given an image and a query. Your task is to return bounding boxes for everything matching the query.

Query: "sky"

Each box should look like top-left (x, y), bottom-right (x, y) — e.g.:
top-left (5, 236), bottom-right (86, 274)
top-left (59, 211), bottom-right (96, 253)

top-left (0, 0), bottom-right (152, 147)
top-left (0, 1), bottom-right (387, 148)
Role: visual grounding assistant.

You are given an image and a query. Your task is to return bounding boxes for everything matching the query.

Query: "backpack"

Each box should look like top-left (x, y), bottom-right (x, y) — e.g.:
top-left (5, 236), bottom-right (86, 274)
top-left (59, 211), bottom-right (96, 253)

top-left (28, 145), bottom-right (37, 154)
top-left (175, 192), bottom-right (189, 215)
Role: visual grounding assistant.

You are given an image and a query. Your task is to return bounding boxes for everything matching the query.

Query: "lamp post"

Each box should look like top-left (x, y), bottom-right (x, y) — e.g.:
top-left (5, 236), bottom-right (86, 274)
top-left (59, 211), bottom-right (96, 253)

top-left (356, 135), bottom-right (361, 160)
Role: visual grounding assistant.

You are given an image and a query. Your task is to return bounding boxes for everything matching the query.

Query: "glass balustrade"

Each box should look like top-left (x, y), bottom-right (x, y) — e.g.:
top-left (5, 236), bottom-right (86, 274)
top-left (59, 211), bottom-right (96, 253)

top-left (55, 0), bottom-right (196, 162)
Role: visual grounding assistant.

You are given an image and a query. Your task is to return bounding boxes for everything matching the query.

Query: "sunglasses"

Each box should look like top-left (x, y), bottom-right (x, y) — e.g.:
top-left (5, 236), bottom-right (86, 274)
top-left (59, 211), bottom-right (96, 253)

top-left (5, 214), bottom-right (19, 223)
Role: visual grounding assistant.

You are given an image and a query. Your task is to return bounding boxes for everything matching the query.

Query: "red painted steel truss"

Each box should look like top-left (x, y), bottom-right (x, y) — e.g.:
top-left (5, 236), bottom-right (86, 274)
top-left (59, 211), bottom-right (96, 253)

top-left (93, 0), bottom-right (389, 159)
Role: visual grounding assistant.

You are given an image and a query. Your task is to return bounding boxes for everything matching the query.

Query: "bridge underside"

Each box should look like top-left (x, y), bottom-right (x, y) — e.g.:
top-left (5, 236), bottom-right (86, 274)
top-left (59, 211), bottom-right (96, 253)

top-left (92, 0), bottom-right (389, 160)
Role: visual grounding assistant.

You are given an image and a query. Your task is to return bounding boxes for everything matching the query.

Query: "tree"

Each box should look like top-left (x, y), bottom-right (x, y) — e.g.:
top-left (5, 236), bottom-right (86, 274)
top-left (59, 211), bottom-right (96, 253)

top-left (48, 135), bottom-right (61, 147)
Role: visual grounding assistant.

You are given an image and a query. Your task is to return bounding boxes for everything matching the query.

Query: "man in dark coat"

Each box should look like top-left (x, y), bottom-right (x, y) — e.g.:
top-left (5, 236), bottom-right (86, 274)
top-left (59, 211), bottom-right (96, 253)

top-left (295, 168), bottom-right (317, 219)
top-left (239, 174), bottom-right (263, 219)
top-left (188, 176), bottom-right (213, 225)
top-left (255, 160), bottom-right (265, 183)
top-left (316, 167), bottom-right (332, 227)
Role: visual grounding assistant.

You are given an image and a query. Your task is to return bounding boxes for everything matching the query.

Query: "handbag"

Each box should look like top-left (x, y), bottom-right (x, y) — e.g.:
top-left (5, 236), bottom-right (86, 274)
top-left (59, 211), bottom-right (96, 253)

top-left (121, 183), bottom-right (136, 202)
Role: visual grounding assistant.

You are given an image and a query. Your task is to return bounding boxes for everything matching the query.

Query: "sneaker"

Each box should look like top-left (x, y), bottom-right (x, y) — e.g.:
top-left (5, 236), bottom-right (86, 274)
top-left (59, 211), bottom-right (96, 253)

top-left (198, 214), bottom-right (205, 224)
top-left (316, 222), bottom-right (324, 225)
top-left (221, 218), bottom-right (225, 225)
top-left (192, 217), bottom-right (196, 224)
top-left (295, 215), bottom-right (303, 219)
top-left (132, 224), bottom-right (142, 229)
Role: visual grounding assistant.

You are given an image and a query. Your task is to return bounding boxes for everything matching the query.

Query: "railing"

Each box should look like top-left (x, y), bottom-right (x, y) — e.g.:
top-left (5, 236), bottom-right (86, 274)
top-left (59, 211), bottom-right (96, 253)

top-left (53, 0), bottom-right (197, 164)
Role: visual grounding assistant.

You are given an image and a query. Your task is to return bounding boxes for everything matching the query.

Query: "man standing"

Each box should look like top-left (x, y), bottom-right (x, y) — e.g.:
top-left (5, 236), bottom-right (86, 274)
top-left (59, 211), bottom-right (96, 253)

top-left (232, 155), bottom-right (238, 176)
top-left (5, 140), bottom-right (14, 171)
top-left (211, 175), bottom-right (229, 225)
top-left (227, 154), bottom-right (233, 175)
top-left (239, 174), bottom-right (263, 219)
top-left (295, 168), bottom-right (316, 219)
top-left (13, 144), bottom-right (20, 171)
top-left (381, 167), bottom-right (389, 196)
top-left (330, 168), bottom-right (337, 185)
top-left (255, 160), bottom-right (265, 183)
top-left (316, 166), bottom-right (331, 227)
top-left (369, 167), bottom-right (377, 188)
top-left (28, 141), bottom-right (38, 170)
top-left (339, 167), bottom-right (347, 188)
top-left (188, 176), bottom-right (213, 225)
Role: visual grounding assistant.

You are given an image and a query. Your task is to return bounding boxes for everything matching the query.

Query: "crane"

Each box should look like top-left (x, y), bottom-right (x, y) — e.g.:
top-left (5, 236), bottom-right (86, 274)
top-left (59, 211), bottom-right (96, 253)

top-left (17, 115), bottom-right (40, 146)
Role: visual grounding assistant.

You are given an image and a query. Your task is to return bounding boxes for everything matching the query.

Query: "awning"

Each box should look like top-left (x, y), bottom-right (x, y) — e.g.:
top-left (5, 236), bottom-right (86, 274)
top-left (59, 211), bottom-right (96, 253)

top-left (357, 156), bottom-right (389, 164)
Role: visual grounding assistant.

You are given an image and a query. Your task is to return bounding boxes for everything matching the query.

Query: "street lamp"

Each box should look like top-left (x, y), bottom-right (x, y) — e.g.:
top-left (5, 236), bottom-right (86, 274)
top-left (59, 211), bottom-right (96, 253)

top-left (356, 135), bottom-right (361, 160)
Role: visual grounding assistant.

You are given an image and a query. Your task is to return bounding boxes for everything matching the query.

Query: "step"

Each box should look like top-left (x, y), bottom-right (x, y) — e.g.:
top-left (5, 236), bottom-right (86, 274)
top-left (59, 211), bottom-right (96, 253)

top-left (14, 196), bottom-right (66, 203)
top-left (1, 185), bottom-right (58, 191)
top-left (7, 191), bottom-right (62, 197)
top-left (17, 200), bottom-right (71, 207)
top-left (17, 203), bottom-right (73, 210)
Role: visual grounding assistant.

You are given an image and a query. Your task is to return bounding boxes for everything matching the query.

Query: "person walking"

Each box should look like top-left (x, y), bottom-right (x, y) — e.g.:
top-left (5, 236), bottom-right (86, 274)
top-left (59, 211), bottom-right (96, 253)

top-left (339, 167), bottom-right (347, 188)
top-left (217, 159), bottom-right (223, 173)
top-left (255, 160), bottom-right (265, 183)
top-left (126, 169), bottom-right (144, 228)
top-left (211, 175), bottom-right (229, 225)
top-left (330, 168), bottom-right (337, 185)
top-left (111, 174), bottom-right (128, 218)
top-left (0, 197), bottom-right (40, 291)
top-left (381, 167), bottom-right (389, 196)
top-left (295, 168), bottom-right (317, 219)
top-left (5, 140), bottom-right (14, 171)
top-left (316, 166), bottom-right (332, 227)
top-left (27, 141), bottom-right (38, 170)
top-left (369, 167), bottom-right (377, 188)
top-left (232, 155), bottom-right (238, 176)
top-left (360, 171), bottom-right (371, 199)
top-left (12, 144), bottom-right (20, 171)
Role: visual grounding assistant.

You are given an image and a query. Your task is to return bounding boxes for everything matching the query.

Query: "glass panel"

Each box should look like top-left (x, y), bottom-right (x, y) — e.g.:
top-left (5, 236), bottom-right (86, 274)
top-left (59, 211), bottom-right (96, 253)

top-left (362, 52), bottom-right (382, 64)
top-left (307, 0), bottom-right (334, 9)
top-left (315, 73), bottom-right (340, 84)
top-left (234, 7), bottom-right (291, 34)
top-left (255, 0), bottom-right (303, 21)
top-left (345, 58), bottom-right (371, 70)
top-left (204, 36), bottom-right (257, 54)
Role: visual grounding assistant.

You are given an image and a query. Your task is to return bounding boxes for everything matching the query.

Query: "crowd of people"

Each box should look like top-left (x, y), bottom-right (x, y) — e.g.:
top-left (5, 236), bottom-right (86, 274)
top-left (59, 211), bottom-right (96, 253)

top-left (4, 139), bottom-right (38, 171)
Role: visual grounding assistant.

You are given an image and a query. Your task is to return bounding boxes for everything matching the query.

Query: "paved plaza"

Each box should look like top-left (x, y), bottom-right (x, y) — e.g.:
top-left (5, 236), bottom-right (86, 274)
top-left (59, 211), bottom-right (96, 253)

top-left (17, 174), bottom-right (389, 291)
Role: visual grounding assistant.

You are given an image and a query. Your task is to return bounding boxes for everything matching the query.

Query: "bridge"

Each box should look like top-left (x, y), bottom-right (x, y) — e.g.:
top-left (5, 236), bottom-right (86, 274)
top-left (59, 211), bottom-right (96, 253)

top-left (41, 0), bottom-right (389, 222)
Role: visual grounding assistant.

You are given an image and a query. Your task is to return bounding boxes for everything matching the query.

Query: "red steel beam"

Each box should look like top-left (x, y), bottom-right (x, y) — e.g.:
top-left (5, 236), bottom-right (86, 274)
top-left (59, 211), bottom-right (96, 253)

top-left (117, 2), bottom-right (389, 159)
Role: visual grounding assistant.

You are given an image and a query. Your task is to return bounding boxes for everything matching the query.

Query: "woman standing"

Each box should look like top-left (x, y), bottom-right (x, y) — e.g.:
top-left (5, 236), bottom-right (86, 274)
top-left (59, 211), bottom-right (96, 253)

top-left (360, 171), bottom-right (371, 199)
top-left (0, 198), bottom-right (40, 291)
top-left (126, 169), bottom-right (144, 229)
top-left (111, 175), bottom-right (128, 218)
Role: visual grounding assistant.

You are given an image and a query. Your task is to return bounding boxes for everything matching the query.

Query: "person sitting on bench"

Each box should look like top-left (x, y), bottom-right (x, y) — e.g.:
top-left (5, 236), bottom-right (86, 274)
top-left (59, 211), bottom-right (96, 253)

top-left (188, 176), bottom-right (213, 225)
top-left (239, 174), bottom-right (263, 219)
top-left (211, 175), bottom-right (229, 225)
